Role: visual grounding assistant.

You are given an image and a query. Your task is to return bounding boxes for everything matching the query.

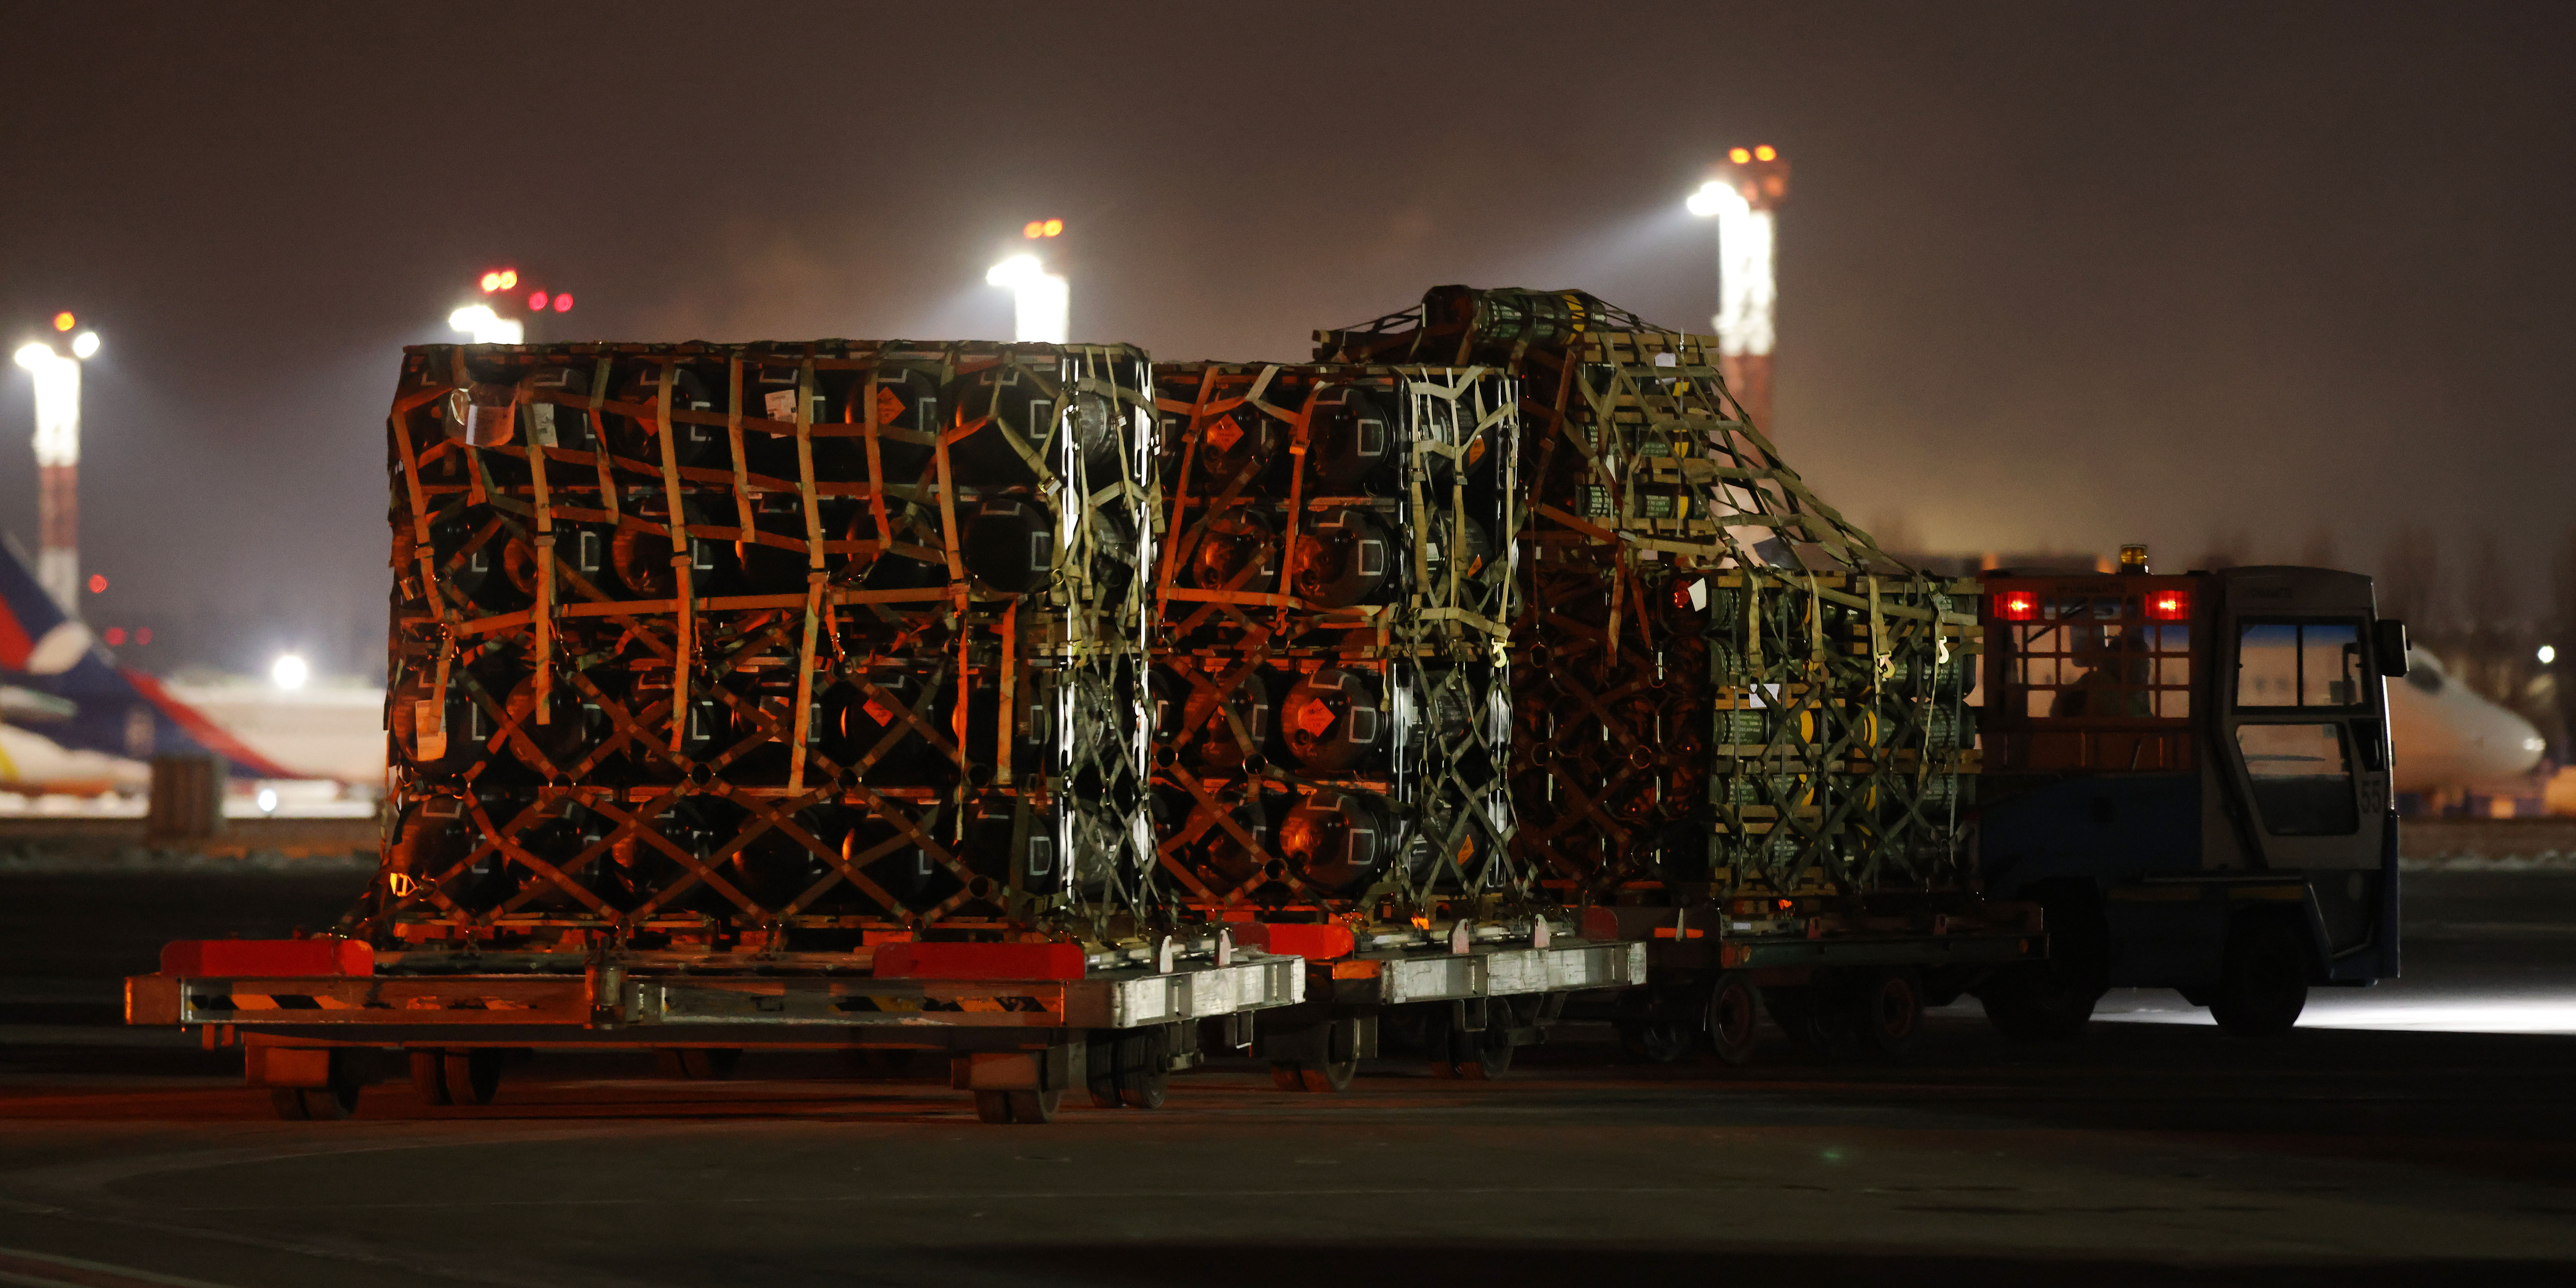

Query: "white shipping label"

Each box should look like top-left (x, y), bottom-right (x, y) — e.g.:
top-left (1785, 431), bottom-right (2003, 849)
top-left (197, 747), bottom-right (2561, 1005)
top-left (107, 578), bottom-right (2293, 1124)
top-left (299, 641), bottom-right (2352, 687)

top-left (765, 389), bottom-right (799, 422)
top-left (413, 700), bottom-right (448, 760)
top-left (528, 403), bottom-right (558, 447)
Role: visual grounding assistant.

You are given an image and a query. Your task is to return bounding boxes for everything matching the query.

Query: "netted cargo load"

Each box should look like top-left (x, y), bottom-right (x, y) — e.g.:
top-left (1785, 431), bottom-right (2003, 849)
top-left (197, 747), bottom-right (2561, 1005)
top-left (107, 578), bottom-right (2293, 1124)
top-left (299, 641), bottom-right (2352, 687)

top-left (1147, 362), bottom-right (1520, 924)
top-left (368, 339), bottom-right (1160, 955)
top-left (1317, 288), bottom-right (1980, 903)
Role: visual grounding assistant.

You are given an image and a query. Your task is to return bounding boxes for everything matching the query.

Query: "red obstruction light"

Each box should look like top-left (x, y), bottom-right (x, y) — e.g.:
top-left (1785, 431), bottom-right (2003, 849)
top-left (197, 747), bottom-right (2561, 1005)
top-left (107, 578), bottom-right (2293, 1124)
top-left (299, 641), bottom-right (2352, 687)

top-left (2146, 588), bottom-right (2192, 622)
top-left (102, 627), bottom-right (126, 646)
top-left (1994, 591), bottom-right (2038, 622)
top-left (86, 574), bottom-right (107, 594)
top-left (552, 293), bottom-right (573, 312)
top-left (528, 290), bottom-right (550, 311)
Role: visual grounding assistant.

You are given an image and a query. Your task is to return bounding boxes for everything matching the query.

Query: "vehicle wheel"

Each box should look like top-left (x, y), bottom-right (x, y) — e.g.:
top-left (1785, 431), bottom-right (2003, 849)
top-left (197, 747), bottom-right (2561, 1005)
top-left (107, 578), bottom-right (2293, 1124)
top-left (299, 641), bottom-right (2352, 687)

top-left (974, 1090), bottom-right (1014, 1124)
top-left (410, 1050), bottom-right (452, 1105)
top-left (444, 1050), bottom-right (501, 1105)
top-left (1119, 1028), bottom-right (1172, 1109)
top-left (1293, 1019), bottom-right (1359, 1093)
top-left (270, 1087), bottom-right (312, 1120)
top-left (1450, 1020), bottom-right (1514, 1081)
top-left (1004, 1088), bottom-right (1060, 1123)
top-left (674, 1048), bottom-right (740, 1081)
top-left (1631, 1020), bottom-right (1693, 1064)
top-left (1981, 887), bottom-right (2109, 1041)
top-left (1764, 985), bottom-right (1853, 1052)
top-left (2209, 916), bottom-right (2310, 1038)
top-left (1853, 967), bottom-right (1924, 1060)
top-left (1706, 975), bottom-right (1760, 1067)
top-left (1087, 1032), bottom-right (1124, 1108)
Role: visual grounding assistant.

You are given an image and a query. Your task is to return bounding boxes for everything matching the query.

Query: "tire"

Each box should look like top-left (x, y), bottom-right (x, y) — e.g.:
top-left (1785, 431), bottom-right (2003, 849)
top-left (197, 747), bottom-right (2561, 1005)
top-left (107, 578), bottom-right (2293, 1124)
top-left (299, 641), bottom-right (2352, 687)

top-left (1004, 1088), bottom-right (1061, 1123)
top-left (1706, 975), bottom-right (1760, 1067)
top-left (444, 1050), bottom-right (501, 1105)
top-left (1119, 1028), bottom-right (1173, 1108)
top-left (1300, 1019), bottom-right (1359, 1093)
top-left (410, 1050), bottom-right (452, 1105)
top-left (1853, 967), bottom-right (1924, 1060)
top-left (1980, 887), bottom-right (2108, 1042)
top-left (974, 1090), bottom-right (1014, 1123)
top-left (1451, 1020), bottom-right (1514, 1081)
top-left (1087, 1032), bottom-right (1124, 1108)
top-left (1630, 1021), bottom-right (1693, 1065)
top-left (1764, 985), bottom-right (1853, 1052)
top-left (270, 1087), bottom-right (312, 1120)
top-left (673, 1048), bottom-right (740, 1081)
top-left (2209, 916), bottom-right (2310, 1038)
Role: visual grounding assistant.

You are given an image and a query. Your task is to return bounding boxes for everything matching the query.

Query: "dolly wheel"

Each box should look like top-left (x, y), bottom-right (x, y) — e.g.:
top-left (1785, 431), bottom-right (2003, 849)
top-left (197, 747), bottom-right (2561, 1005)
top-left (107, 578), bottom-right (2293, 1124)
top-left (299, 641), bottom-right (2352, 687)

top-left (1270, 1062), bottom-right (1307, 1092)
top-left (1854, 967), bottom-right (1924, 1060)
top-left (270, 1088), bottom-right (312, 1121)
top-left (975, 1091), bottom-right (1015, 1123)
top-left (1451, 1024), bottom-right (1515, 1081)
top-left (410, 1051), bottom-right (452, 1106)
top-left (2209, 916), bottom-right (2310, 1038)
top-left (1120, 1028), bottom-right (1172, 1109)
top-left (1707, 975), bottom-right (1760, 1067)
top-left (1005, 1088), bottom-right (1060, 1123)
top-left (1300, 1019), bottom-right (1360, 1093)
top-left (444, 1050), bottom-right (502, 1105)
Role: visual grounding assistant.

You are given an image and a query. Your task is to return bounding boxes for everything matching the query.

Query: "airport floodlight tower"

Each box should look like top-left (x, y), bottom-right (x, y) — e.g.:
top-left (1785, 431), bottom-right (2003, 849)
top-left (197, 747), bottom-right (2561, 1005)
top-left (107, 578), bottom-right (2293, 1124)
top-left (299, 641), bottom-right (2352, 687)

top-left (1686, 146), bottom-right (1789, 436)
top-left (988, 218), bottom-right (1070, 343)
top-left (12, 313), bottom-right (100, 614)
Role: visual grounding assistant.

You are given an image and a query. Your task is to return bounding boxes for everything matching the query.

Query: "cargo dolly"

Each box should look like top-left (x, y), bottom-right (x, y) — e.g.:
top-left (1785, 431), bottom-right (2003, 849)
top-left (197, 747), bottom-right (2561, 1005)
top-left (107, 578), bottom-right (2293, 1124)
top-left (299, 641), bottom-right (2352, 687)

top-left (129, 932), bottom-right (1305, 1124)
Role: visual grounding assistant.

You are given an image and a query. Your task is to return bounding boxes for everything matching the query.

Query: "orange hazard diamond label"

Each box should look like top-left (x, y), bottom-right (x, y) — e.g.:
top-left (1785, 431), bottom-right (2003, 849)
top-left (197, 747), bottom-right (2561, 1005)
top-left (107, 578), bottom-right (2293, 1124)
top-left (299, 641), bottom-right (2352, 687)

top-left (1206, 418), bottom-right (1242, 452)
top-left (1294, 698), bottom-right (1337, 738)
top-left (864, 698), bottom-right (896, 727)
top-left (875, 387), bottom-right (907, 428)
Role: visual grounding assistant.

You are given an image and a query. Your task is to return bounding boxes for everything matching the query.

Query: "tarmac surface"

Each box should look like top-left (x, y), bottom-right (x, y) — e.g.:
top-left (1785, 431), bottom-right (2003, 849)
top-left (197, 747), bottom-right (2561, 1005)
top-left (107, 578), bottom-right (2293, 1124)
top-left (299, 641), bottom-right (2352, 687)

top-left (0, 868), bottom-right (2570, 1287)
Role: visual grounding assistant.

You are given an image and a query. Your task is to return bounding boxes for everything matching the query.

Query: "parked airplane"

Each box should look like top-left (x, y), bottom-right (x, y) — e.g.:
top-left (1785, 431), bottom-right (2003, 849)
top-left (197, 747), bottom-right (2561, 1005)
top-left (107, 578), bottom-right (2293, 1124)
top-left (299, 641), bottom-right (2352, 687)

top-left (0, 537), bottom-right (295, 782)
top-left (2384, 646), bottom-right (2546, 794)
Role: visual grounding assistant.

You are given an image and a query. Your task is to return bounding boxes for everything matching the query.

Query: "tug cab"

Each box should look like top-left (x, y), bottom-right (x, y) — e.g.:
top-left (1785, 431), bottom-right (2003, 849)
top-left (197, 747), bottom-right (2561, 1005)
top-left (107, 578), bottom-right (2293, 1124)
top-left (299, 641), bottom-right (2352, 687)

top-left (1972, 547), bottom-right (2407, 1037)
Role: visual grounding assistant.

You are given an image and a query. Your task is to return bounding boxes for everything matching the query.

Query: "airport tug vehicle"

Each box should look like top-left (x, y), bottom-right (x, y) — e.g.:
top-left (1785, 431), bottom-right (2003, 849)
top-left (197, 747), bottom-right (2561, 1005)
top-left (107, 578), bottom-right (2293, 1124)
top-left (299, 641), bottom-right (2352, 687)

top-left (1972, 551), bottom-right (2406, 1037)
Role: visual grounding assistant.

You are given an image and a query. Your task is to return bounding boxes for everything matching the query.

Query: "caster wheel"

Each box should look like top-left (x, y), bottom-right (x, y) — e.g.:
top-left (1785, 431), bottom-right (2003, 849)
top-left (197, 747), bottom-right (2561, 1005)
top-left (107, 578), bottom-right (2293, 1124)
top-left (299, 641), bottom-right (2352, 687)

top-left (443, 1050), bottom-right (502, 1105)
top-left (1707, 974), bottom-right (1760, 1067)
top-left (410, 1051), bottom-right (452, 1106)
top-left (1005, 1088), bottom-right (1061, 1123)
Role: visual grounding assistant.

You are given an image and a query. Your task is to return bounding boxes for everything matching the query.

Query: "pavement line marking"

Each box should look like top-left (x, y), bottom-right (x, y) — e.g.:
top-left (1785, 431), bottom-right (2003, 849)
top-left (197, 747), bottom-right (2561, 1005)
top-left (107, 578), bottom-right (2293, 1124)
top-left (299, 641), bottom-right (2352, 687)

top-left (0, 1247), bottom-right (240, 1288)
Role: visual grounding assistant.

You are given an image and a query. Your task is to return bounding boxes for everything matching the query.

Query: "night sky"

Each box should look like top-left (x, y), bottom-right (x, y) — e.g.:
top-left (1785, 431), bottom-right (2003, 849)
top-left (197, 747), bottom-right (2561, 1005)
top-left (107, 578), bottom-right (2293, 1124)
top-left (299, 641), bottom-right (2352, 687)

top-left (2, 2), bottom-right (2568, 678)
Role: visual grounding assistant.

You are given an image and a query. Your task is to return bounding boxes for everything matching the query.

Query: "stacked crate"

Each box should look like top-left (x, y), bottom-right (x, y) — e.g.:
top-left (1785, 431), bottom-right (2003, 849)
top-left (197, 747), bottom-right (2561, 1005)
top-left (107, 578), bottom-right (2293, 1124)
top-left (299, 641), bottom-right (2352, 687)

top-left (1316, 288), bottom-right (1980, 906)
top-left (369, 340), bottom-right (1161, 956)
top-left (1147, 362), bottom-right (1520, 931)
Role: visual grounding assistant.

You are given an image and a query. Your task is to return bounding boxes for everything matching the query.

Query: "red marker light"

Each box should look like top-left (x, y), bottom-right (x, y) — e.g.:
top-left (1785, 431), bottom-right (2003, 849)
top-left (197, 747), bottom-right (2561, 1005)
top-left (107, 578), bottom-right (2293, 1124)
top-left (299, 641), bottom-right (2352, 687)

top-left (479, 271), bottom-right (503, 292)
top-left (2146, 589), bottom-right (2192, 622)
top-left (102, 627), bottom-right (126, 646)
top-left (135, 628), bottom-right (152, 645)
top-left (1994, 591), bottom-right (2037, 622)
top-left (552, 293), bottom-right (572, 312)
top-left (86, 574), bottom-right (107, 594)
top-left (528, 290), bottom-right (550, 311)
